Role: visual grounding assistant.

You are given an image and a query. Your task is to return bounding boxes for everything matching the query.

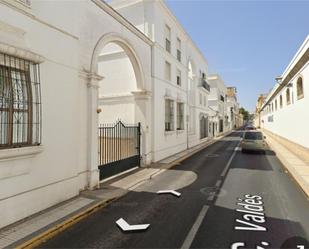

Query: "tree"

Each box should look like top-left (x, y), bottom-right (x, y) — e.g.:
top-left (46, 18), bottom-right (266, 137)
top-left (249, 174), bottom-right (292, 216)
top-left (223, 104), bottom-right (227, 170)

top-left (239, 107), bottom-right (249, 121)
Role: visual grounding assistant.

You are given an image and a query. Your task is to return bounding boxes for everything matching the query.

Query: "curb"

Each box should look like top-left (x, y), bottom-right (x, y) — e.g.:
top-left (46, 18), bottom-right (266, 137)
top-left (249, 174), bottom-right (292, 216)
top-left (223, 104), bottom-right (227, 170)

top-left (16, 130), bottom-right (233, 248)
top-left (15, 198), bottom-right (117, 249)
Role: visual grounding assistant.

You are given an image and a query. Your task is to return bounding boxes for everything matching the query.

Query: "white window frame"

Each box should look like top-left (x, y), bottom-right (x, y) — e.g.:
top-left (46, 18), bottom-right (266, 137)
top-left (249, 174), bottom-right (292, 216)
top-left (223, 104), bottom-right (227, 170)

top-left (165, 24), bottom-right (171, 53)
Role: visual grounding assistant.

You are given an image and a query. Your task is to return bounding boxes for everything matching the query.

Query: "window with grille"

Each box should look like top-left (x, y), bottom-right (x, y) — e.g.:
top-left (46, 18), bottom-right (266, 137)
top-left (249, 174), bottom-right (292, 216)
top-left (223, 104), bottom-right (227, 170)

top-left (177, 102), bottom-right (184, 130)
top-left (0, 53), bottom-right (41, 149)
top-left (165, 99), bottom-right (174, 131)
top-left (165, 25), bottom-right (171, 53)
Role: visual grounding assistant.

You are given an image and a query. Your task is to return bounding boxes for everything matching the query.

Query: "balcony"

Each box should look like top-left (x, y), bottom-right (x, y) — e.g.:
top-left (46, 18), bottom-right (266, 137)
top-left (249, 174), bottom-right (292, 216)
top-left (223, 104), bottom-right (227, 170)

top-left (200, 79), bottom-right (210, 91)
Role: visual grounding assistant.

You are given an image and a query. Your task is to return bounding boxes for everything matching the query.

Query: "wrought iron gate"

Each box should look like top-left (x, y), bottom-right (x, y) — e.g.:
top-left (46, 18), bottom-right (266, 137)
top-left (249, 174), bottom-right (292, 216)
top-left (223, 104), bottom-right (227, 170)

top-left (98, 121), bottom-right (141, 180)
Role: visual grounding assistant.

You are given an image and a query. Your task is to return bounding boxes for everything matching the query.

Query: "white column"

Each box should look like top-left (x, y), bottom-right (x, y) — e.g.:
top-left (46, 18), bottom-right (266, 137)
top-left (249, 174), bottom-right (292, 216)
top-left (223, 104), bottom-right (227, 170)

top-left (86, 72), bottom-right (104, 190)
top-left (131, 90), bottom-right (152, 165)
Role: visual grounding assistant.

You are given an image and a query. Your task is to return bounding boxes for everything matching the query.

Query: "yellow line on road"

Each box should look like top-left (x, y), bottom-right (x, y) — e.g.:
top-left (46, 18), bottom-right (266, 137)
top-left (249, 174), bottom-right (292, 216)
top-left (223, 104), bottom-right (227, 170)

top-left (15, 198), bottom-right (116, 249)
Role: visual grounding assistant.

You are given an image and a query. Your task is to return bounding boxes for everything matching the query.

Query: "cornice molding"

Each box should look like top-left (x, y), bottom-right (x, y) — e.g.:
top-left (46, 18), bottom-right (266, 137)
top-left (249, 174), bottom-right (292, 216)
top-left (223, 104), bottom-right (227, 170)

top-left (0, 41), bottom-right (45, 63)
top-left (0, 0), bottom-right (78, 40)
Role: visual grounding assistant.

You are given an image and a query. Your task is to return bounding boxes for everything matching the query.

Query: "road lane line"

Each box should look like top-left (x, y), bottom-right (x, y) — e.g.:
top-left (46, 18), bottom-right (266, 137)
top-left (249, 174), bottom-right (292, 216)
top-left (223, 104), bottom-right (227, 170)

top-left (180, 205), bottom-right (209, 249)
top-left (221, 141), bottom-right (241, 177)
top-left (207, 195), bottom-right (214, 201)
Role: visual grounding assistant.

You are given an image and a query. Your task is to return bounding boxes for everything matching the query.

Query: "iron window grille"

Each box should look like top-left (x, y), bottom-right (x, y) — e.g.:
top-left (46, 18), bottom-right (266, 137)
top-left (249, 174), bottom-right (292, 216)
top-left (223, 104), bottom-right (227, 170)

top-left (0, 53), bottom-right (41, 149)
top-left (165, 99), bottom-right (174, 131)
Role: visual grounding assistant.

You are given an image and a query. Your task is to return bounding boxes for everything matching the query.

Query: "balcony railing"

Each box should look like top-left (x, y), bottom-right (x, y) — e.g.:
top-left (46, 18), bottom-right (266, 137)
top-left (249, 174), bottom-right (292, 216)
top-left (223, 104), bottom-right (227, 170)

top-left (201, 79), bottom-right (210, 91)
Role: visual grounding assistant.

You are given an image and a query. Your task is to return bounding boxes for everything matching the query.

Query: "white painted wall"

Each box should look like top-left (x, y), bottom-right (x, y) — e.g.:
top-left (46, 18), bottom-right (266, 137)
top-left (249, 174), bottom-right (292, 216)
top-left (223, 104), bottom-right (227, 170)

top-left (97, 43), bottom-right (137, 124)
top-left (0, 0), bottom-right (152, 228)
top-left (261, 61), bottom-right (309, 148)
top-left (111, 0), bottom-right (212, 159)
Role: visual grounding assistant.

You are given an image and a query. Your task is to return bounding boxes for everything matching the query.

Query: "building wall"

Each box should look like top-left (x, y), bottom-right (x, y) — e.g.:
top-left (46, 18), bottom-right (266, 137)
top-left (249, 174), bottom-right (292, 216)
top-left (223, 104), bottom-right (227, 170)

top-left (0, 0), bottom-right (83, 229)
top-left (97, 45), bottom-right (137, 124)
top-left (111, 0), bottom-right (211, 161)
top-left (207, 74), bottom-right (228, 134)
top-left (261, 61), bottom-right (309, 148)
top-left (0, 0), bottom-right (152, 228)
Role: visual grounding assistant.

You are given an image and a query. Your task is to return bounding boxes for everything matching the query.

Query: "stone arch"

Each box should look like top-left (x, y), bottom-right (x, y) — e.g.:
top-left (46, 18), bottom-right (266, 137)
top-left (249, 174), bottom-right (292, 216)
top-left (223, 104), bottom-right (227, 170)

top-left (90, 32), bottom-right (145, 90)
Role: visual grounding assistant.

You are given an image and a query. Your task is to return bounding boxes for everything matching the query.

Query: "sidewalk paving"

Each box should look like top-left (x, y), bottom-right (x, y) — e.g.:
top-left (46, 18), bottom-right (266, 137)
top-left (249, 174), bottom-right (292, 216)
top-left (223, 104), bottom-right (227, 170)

top-left (0, 131), bottom-right (232, 248)
top-left (263, 130), bottom-right (309, 198)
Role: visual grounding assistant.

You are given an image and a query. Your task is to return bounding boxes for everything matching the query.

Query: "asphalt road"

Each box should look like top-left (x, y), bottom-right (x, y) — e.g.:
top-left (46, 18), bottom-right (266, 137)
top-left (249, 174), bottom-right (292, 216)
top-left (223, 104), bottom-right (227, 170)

top-left (40, 131), bottom-right (309, 249)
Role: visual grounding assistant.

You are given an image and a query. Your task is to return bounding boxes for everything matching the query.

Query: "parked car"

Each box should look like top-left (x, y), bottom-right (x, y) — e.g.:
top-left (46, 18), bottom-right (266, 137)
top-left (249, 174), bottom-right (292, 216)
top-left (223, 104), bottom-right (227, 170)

top-left (241, 131), bottom-right (266, 152)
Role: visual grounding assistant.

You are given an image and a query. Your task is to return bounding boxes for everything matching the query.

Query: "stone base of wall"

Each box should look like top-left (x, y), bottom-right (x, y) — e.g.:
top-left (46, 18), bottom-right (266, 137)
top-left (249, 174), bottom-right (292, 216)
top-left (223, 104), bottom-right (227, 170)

top-left (262, 129), bottom-right (309, 164)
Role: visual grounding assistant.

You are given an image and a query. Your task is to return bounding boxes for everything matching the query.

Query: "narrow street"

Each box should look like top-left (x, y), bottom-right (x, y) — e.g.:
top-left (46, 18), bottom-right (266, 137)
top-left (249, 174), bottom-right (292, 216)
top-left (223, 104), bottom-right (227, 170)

top-left (40, 131), bottom-right (309, 249)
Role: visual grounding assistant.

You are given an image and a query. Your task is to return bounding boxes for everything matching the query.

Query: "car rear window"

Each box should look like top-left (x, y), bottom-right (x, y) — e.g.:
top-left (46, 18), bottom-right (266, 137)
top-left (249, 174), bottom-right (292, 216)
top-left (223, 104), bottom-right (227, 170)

top-left (244, 132), bottom-right (263, 140)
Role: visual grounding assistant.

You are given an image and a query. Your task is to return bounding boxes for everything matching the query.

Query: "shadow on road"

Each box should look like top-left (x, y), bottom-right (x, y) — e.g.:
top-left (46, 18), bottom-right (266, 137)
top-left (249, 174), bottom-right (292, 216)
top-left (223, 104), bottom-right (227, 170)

top-left (39, 187), bottom-right (309, 249)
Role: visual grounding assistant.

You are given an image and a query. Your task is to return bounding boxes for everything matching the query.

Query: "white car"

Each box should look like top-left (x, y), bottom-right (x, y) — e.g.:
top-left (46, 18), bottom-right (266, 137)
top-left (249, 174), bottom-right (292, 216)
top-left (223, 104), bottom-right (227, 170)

top-left (241, 131), bottom-right (267, 152)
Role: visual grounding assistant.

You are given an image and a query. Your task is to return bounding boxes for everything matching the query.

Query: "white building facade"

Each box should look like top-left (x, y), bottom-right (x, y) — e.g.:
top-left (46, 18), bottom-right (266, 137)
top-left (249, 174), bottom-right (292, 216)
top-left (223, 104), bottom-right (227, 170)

top-left (260, 35), bottom-right (309, 149)
top-left (0, 0), bottom-right (154, 229)
top-left (226, 87), bottom-right (239, 129)
top-left (110, 0), bottom-right (212, 161)
top-left (207, 74), bottom-right (228, 135)
top-left (0, 0), bottom-right (242, 230)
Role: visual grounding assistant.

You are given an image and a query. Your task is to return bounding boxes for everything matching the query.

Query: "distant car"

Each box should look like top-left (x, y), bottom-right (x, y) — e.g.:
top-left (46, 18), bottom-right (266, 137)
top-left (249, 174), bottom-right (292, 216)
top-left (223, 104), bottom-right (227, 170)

top-left (241, 131), bottom-right (266, 152)
top-left (245, 125), bottom-right (256, 130)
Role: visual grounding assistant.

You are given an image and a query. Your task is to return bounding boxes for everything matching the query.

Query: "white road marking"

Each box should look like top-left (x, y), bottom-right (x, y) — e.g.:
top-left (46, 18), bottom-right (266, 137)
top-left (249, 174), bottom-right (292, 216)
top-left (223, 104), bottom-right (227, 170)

top-left (180, 205), bottom-right (209, 249)
top-left (221, 141), bottom-right (241, 177)
top-left (116, 218), bottom-right (150, 231)
top-left (215, 179), bottom-right (222, 187)
top-left (157, 190), bottom-right (181, 197)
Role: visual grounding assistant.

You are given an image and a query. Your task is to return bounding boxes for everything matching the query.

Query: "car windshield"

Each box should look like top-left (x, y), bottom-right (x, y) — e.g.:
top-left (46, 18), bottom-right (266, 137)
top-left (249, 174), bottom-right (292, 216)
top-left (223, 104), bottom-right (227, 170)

top-left (244, 132), bottom-right (263, 140)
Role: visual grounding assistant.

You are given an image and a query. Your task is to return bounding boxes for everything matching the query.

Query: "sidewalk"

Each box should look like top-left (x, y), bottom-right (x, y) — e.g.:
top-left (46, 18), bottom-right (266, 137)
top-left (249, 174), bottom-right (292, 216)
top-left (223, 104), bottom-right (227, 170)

top-left (263, 129), bottom-right (309, 198)
top-left (0, 131), bottom-right (231, 249)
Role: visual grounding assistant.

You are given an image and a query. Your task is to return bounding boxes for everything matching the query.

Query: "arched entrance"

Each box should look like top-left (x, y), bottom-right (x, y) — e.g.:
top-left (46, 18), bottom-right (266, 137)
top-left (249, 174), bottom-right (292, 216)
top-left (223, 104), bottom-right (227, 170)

top-left (88, 33), bottom-right (149, 181)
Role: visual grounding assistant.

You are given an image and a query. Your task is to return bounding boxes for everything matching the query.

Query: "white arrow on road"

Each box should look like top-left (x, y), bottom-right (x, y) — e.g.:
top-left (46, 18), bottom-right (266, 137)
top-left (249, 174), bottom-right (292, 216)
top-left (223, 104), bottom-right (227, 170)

top-left (116, 218), bottom-right (150, 231)
top-left (157, 190), bottom-right (181, 197)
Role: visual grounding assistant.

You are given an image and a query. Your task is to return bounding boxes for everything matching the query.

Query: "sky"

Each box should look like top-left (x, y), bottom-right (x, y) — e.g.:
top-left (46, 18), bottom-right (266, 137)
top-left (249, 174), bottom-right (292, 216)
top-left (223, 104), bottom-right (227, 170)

top-left (165, 0), bottom-right (309, 112)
